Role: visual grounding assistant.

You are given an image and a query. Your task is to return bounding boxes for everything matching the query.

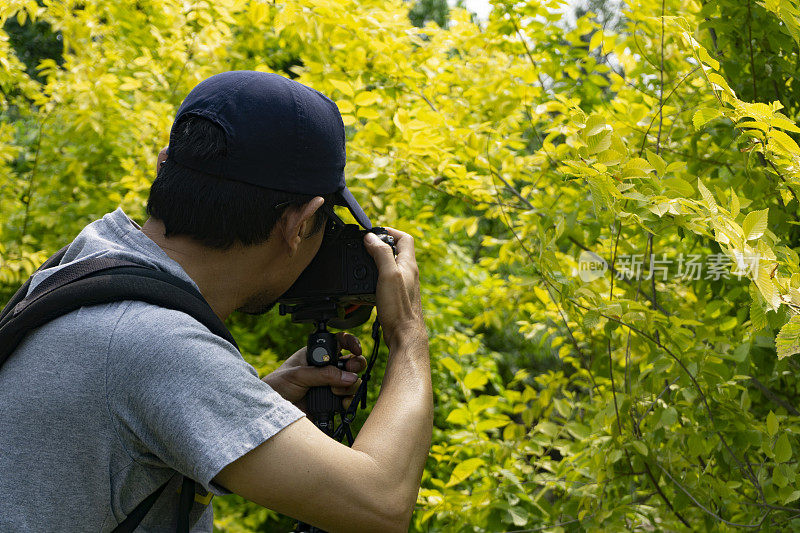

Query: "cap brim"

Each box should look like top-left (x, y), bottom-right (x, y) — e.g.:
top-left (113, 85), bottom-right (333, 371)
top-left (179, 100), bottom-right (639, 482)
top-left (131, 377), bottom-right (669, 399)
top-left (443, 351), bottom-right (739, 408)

top-left (337, 186), bottom-right (373, 229)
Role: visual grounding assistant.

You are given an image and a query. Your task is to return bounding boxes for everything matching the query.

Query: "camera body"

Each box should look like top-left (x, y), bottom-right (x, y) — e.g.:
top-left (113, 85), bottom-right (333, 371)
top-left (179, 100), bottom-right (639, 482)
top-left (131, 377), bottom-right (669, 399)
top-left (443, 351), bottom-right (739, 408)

top-left (277, 225), bottom-right (395, 328)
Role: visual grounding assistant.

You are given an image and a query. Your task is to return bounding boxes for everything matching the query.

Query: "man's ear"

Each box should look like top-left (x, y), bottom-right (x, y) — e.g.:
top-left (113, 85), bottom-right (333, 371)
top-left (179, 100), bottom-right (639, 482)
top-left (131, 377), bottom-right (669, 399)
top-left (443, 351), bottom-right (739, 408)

top-left (157, 147), bottom-right (168, 174)
top-left (279, 196), bottom-right (325, 257)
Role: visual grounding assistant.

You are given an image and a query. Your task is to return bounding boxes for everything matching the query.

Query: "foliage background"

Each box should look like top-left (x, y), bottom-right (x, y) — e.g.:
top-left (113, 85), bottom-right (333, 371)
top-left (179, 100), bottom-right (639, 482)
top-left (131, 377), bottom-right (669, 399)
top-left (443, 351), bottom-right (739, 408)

top-left (2, 0), bottom-right (800, 530)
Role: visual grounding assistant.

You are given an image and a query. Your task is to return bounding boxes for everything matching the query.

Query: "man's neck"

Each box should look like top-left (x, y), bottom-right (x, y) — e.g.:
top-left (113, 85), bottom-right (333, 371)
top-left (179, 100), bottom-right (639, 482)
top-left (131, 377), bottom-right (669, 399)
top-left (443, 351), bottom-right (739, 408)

top-left (139, 218), bottom-right (274, 321)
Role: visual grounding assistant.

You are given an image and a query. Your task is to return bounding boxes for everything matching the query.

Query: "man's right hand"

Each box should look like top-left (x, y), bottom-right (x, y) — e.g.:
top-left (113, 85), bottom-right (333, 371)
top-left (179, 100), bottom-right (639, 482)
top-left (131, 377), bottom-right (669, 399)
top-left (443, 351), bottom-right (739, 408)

top-left (363, 228), bottom-right (426, 349)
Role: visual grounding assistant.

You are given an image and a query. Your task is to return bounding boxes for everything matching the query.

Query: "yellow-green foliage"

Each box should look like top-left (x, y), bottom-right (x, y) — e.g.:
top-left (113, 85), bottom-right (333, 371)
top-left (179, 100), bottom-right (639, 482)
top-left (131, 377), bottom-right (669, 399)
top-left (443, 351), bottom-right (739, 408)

top-left (2, 0), bottom-right (800, 530)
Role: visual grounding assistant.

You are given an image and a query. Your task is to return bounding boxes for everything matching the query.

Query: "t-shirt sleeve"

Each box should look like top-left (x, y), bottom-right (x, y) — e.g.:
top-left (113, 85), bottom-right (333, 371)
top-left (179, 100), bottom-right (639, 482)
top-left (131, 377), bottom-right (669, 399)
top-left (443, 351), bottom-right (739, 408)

top-left (105, 302), bottom-right (305, 494)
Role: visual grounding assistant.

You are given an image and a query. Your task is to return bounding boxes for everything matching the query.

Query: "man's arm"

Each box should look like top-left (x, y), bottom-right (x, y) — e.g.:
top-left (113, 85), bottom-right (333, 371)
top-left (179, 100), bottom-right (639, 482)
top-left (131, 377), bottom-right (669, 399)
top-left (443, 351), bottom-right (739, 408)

top-left (213, 228), bottom-right (432, 532)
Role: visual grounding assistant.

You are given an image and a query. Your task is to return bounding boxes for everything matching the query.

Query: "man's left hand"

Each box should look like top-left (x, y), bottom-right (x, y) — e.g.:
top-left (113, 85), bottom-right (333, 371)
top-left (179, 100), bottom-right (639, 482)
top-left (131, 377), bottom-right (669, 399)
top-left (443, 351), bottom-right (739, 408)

top-left (262, 332), bottom-right (366, 413)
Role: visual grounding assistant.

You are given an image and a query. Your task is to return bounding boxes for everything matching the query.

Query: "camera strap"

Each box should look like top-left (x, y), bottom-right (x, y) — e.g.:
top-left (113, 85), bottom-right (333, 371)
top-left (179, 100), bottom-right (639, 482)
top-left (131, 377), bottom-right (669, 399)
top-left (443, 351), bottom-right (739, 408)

top-left (332, 319), bottom-right (382, 444)
top-left (0, 245), bottom-right (236, 532)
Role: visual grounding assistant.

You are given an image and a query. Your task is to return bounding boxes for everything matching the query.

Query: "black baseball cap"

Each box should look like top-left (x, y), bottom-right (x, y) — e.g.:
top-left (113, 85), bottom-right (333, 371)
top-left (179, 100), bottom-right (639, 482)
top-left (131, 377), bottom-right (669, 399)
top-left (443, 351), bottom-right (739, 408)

top-left (167, 71), bottom-right (372, 229)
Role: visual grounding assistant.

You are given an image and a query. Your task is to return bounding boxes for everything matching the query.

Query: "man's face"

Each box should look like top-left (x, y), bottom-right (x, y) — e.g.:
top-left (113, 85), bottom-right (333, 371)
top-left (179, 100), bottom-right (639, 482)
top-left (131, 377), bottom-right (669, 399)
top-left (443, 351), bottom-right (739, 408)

top-left (236, 218), bottom-right (326, 315)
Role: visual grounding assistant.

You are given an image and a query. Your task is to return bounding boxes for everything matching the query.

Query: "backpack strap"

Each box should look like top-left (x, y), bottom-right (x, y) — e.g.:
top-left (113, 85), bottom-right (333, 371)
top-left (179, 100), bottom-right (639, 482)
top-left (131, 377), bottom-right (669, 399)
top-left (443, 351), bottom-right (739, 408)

top-left (1, 252), bottom-right (237, 532)
top-left (0, 245), bottom-right (69, 323)
top-left (0, 260), bottom-right (238, 365)
top-left (110, 478), bottom-right (171, 533)
top-left (108, 475), bottom-right (195, 533)
top-left (176, 477), bottom-right (197, 533)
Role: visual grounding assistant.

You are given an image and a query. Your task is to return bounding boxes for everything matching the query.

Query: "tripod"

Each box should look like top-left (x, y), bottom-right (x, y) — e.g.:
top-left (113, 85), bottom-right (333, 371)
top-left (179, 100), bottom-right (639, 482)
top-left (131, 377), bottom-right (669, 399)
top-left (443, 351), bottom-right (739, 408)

top-left (293, 313), bottom-right (383, 532)
top-left (304, 319), bottom-right (345, 437)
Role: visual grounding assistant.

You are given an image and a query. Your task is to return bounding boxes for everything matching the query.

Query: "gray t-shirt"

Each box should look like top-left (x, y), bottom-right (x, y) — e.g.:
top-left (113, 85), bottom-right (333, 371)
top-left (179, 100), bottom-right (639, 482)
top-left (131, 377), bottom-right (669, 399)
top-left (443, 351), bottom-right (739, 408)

top-left (0, 208), bottom-right (305, 532)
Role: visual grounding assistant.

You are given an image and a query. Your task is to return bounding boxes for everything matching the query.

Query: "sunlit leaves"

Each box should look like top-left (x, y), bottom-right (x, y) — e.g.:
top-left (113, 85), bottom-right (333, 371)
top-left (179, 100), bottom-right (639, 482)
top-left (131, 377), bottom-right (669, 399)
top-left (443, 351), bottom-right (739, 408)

top-left (693, 107), bottom-right (722, 129)
top-left (743, 209), bottom-right (769, 241)
top-left (445, 457), bottom-right (484, 487)
top-left (776, 315), bottom-right (800, 359)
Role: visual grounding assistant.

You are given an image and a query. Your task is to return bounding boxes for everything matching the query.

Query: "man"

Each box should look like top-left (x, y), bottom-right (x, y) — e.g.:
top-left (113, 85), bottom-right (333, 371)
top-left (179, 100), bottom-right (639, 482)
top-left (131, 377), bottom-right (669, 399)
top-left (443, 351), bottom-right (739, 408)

top-left (0, 71), bottom-right (432, 532)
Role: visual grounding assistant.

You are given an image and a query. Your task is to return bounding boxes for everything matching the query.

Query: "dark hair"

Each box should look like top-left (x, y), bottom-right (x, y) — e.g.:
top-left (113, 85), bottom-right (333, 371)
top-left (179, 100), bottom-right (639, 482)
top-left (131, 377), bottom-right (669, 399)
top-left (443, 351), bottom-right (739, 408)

top-left (146, 115), bottom-right (334, 250)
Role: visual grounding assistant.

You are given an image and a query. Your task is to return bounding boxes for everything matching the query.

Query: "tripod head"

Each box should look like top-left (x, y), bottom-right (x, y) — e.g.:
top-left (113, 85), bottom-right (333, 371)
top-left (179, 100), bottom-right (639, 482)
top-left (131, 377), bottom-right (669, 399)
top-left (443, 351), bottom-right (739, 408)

top-left (278, 298), bottom-right (374, 330)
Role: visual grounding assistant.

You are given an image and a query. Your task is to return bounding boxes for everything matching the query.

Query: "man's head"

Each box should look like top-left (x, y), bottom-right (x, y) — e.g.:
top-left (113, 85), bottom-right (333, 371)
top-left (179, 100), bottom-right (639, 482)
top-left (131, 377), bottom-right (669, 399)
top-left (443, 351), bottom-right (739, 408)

top-left (148, 115), bottom-right (335, 250)
top-left (142, 71), bottom-right (371, 318)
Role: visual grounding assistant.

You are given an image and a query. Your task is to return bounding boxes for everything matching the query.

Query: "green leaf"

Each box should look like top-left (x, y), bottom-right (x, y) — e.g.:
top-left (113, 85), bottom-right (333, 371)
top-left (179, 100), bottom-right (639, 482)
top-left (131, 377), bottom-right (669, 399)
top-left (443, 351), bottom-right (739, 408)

top-left (693, 107), bottom-right (722, 129)
top-left (776, 315), bottom-right (800, 359)
top-left (770, 129), bottom-right (800, 153)
top-left (475, 417), bottom-right (510, 432)
top-left (731, 188), bottom-right (741, 219)
top-left (584, 114), bottom-right (607, 137)
top-left (697, 179), bottom-right (718, 213)
top-left (587, 130), bottom-right (612, 155)
top-left (645, 149), bottom-right (666, 176)
top-left (767, 411), bottom-right (779, 437)
top-left (622, 157), bottom-right (652, 176)
top-left (439, 357), bottom-right (462, 375)
top-left (464, 369), bottom-right (489, 390)
top-left (756, 263), bottom-right (781, 310)
top-left (588, 30), bottom-right (604, 51)
top-left (446, 408), bottom-right (470, 425)
top-left (696, 44), bottom-right (720, 70)
top-left (583, 309), bottom-right (600, 328)
top-left (707, 72), bottom-right (734, 95)
top-left (508, 506), bottom-right (529, 527)
top-left (782, 188), bottom-right (795, 206)
top-left (772, 116), bottom-right (800, 133)
top-left (732, 342), bottom-right (750, 362)
top-left (719, 316), bottom-right (738, 331)
top-left (742, 209), bottom-right (769, 240)
top-left (445, 457), bottom-right (484, 487)
top-left (328, 79), bottom-right (354, 96)
top-left (664, 177), bottom-right (694, 196)
top-left (587, 174), bottom-right (613, 214)
top-left (774, 464), bottom-right (788, 487)
top-left (775, 433), bottom-right (793, 463)
top-left (468, 395), bottom-right (498, 413)
top-left (535, 421), bottom-right (560, 438)
top-left (553, 398), bottom-right (571, 417)
top-left (658, 407), bottom-right (677, 428)
top-left (354, 91), bottom-right (378, 106)
top-left (784, 490), bottom-right (800, 504)
top-left (631, 440), bottom-right (648, 456)
top-left (565, 422), bottom-right (591, 439)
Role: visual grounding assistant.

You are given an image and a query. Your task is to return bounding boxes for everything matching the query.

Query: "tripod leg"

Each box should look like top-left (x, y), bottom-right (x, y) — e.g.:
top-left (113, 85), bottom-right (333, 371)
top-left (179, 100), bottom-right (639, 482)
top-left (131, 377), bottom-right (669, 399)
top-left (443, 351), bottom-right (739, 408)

top-left (307, 385), bottom-right (339, 437)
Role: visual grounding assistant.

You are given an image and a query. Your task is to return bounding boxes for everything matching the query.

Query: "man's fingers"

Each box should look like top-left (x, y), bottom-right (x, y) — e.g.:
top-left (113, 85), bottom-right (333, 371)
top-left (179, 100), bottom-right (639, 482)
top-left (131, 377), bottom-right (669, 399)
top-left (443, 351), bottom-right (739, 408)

top-left (383, 227), bottom-right (414, 258)
top-left (331, 379), bottom-right (361, 397)
top-left (288, 365), bottom-right (359, 389)
top-left (335, 332), bottom-right (362, 356)
top-left (364, 232), bottom-right (397, 272)
top-left (343, 355), bottom-right (367, 374)
top-left (379, 227), bottom-right (419, 276)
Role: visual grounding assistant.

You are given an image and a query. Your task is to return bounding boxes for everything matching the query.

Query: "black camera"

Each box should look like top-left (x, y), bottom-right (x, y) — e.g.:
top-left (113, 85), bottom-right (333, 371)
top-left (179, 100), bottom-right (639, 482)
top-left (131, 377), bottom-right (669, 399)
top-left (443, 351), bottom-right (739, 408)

top-left (277, 222), bottom-right (395, 329)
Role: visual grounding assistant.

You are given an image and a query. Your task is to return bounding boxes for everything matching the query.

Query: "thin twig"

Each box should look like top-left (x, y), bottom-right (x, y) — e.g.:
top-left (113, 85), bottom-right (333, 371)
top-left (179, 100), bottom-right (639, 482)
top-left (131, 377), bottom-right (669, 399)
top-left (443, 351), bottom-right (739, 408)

top-left (656, 0), bottom-right (665, 156)
top-left (653, 462), bottom-right (770, 528)
top-left (19, 116), bottom-right (48, 245)
top-left (508, 15), bottom-right (548, 91)
top-left (636, 376), bottom-right (680, 427)
top-left (749, 377), bottom-right (800, 416)
top-left (747, 0), bottom-right (758, 101)
top-left (642, 461), bottom-right (692, 528)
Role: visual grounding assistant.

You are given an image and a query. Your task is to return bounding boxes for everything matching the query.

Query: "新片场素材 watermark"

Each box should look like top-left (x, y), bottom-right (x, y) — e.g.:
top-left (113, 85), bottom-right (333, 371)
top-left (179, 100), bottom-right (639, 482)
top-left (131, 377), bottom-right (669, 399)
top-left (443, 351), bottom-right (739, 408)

top-left (575, 251), bottom-right (761, 281)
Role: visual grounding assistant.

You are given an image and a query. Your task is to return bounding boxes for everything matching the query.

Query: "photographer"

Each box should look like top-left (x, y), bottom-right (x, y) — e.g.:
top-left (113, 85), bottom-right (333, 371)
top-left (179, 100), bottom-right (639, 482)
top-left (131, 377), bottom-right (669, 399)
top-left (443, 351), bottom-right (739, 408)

top-left (0, 71), bottom-right (432, 532)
